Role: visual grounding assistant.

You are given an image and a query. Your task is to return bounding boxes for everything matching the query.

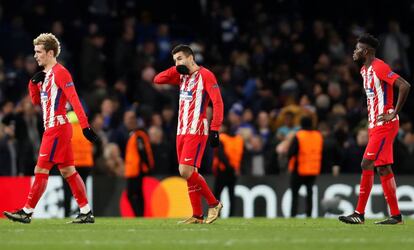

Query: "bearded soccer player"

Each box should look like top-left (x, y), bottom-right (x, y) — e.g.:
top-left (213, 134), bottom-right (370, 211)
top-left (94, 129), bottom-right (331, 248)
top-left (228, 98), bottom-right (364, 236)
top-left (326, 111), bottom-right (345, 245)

top-left (154, 44), bottom-right (224, 224)
top-left (339, 34), bottom-right (410, 225)
top-left (3, 33), bottom-right (99, 224)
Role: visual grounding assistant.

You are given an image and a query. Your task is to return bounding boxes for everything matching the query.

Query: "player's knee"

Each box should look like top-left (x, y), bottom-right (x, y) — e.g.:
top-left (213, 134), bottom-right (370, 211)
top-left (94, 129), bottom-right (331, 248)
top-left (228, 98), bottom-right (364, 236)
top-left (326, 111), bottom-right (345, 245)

top-left (377, 166), bottom-right (392, 176)
top-left (60, 166), bottom-right (76, 178)
top-left (178, 165), bottom-right (193, 179)
top-left (34, 165), bottom-right (49, 175)
top-left (360, 159), bottom-right (374, 170)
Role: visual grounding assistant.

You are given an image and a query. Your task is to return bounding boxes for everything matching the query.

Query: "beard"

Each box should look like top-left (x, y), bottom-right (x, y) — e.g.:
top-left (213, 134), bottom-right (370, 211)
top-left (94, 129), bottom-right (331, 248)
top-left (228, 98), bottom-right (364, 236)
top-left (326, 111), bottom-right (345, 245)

top-left (354, 56), bottom-right (365, 67)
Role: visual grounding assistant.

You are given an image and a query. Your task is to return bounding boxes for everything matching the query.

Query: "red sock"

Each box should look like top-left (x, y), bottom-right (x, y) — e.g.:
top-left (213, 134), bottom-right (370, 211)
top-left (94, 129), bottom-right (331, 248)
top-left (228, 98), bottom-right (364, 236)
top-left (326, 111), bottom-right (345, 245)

top-left (25, 173), bottom-right (49, 209)
top-left (355, 170), bottom-right (374, 214)
top-left (380, 173), bottom-right (400, 216)
top-left (187, 181), bottom-right (202, 217)
top-left (188, 171), bottom-right (218, 207)
top-left (66, 172), bottom-right (89, 208)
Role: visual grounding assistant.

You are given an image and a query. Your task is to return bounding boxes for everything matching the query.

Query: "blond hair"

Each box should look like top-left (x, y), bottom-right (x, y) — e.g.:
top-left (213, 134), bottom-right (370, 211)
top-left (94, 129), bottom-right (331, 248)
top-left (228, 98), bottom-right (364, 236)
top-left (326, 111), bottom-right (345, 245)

top-left (33, 33), bottom-right (61, 57)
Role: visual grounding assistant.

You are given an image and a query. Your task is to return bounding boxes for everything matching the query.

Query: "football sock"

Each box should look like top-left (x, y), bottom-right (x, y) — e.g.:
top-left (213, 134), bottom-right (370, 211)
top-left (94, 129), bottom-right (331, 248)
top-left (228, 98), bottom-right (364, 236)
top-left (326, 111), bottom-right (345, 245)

top-left (80, 204), bottom-right (91, 214)
top-left (188, 171), bottom-right (218, 207)
top-left (355, 169), bottom-right (374, 214)
top-left (25, 173), bottom-right (49, 210)
top-left (186, 181), bottom-right (202, 217)
top-left (66, 172), bottom-right (89, 208)
top-left (380, 173), bottom-right (400, 216)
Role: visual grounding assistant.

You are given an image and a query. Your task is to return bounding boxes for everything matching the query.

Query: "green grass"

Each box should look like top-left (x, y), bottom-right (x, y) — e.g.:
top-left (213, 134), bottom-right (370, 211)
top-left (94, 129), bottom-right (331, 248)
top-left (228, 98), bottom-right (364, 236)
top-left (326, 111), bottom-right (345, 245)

top-left (0, 218), bottom-right (413, 250)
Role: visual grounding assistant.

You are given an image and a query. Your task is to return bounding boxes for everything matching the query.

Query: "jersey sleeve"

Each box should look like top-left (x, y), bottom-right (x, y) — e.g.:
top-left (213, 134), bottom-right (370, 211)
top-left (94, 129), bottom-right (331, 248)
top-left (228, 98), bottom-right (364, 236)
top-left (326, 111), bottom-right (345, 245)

top-left (28, 80), bottom-right (41, 105)
top-left (153, 66), bottom-right (180, 85)
top-left (203, 70), bottom-right (224, 131)
top-left (55, 70), bottom-right (90, 129)
top-left (374, 61), bottom-right (400, 85)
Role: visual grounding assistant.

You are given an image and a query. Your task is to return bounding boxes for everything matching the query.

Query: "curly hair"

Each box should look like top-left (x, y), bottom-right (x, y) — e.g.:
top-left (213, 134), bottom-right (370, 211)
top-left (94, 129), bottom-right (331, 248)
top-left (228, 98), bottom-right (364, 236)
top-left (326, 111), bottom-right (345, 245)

top-left (357, 33), bottom-right (379, 50)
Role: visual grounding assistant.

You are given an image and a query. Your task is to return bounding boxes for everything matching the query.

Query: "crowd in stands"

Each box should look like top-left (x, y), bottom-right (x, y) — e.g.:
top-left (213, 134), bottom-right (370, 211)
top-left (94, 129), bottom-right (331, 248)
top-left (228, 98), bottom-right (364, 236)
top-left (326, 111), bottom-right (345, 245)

top-left (1, 0), bottom-right (413, 176)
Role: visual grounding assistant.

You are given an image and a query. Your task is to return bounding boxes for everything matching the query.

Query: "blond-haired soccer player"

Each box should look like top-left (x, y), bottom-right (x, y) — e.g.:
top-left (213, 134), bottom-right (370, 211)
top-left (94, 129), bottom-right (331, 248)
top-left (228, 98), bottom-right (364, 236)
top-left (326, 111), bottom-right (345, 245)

top-left (3, 33), bottom-right (99, 223)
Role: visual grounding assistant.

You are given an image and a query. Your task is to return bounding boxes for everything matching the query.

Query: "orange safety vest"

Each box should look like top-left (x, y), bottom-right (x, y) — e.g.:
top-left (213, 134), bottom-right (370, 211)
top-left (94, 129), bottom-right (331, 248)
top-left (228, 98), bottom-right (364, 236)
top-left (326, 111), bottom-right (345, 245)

top-left (124, 130), bottom-right (154, 178)
top-left (213, 133), bottom-right (244, 173)
top-left (288, 130), bottom-right (323, 176)
top-left (71, 122), bottom-right (94, 167)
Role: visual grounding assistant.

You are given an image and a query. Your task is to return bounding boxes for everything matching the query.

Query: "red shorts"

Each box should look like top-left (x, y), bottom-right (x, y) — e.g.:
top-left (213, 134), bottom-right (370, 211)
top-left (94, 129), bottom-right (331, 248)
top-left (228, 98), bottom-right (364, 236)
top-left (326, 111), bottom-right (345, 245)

top-left (37, 123), bottom-right (74, 170)
top-left (176, 134), bottom-right (208, 168)
top-left (364, 120), bottom-right (399, 167)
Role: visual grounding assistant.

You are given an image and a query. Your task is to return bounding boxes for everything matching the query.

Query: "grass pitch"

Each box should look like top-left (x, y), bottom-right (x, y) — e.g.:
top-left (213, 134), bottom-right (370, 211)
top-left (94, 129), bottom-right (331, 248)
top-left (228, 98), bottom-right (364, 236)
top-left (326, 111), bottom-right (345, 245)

top-left (0, 218), bottom-right (413, 250)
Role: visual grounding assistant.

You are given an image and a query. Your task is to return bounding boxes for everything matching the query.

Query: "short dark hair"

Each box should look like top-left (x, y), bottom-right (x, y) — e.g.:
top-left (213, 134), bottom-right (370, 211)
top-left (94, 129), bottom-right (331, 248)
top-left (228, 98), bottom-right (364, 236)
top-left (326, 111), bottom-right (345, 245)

top-left (300, 116), bottom-right (313, 130)
top-left (171, 44), bottom-right (194, 57)
top-left (357, 33), bottom-right (379, 49)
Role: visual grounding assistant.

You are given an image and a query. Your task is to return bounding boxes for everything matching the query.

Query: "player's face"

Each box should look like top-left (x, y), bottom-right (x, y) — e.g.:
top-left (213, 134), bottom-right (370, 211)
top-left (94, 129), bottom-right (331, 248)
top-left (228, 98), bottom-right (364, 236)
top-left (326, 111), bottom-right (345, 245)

top-left (173, 52), bottom-right (191, 67)
top-left (34, 45), bottom-right (48, 66)
top-left (353, 42), bottom-right (366, 61)
top-left (34, 45), bottom-right (54, 67)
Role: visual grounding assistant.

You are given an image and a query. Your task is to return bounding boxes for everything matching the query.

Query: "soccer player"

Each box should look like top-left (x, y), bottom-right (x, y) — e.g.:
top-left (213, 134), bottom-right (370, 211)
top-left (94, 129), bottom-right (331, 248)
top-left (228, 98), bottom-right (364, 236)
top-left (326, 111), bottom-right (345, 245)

top-left (339, 34), bottom-right (411, 225)
top-left (153, 44), bottom-right (224, 224)
top-left (3, 33), bottom-right (99, 224)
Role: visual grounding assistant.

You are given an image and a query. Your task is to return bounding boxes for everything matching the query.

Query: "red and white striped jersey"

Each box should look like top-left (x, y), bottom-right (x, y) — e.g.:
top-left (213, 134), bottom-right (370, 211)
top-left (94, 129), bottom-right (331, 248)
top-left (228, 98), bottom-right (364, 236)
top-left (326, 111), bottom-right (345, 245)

top-left (154, 66), bottom-right (224, 135)
top-left (360, 58), bottom-right (399, 129)
top-left (28, 63), bottom-right (89, 130)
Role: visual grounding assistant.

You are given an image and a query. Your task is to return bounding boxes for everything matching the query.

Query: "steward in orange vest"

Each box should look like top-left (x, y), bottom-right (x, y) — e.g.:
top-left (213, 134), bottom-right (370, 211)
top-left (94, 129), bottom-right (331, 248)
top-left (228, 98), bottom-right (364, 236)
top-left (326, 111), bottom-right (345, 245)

top-left (124, 129), bottom-right (154, 217)
top-left (212, 129), bottom-right (244, 216)
top-left (287, 116), bottom-right (323, 218)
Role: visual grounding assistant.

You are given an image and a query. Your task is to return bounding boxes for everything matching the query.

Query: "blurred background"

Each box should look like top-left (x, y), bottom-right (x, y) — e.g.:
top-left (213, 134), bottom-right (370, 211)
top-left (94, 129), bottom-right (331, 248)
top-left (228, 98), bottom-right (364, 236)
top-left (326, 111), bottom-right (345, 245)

top-left (0, 0), bottom-right (413, 219)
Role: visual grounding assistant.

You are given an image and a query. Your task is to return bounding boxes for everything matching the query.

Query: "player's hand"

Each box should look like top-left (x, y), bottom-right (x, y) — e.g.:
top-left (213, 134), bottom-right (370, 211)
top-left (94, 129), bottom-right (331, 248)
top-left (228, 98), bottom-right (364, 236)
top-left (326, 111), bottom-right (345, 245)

top-left (209, 130), bottom-right (220, 148)
top-left (176, 65), bottom-right (190, 75)
top-left (377, 112), bottom-right (396, 123)
top-left (82, 127), bottom-right (99, 143)
top-left (31, 71), bottom-right (46, 84)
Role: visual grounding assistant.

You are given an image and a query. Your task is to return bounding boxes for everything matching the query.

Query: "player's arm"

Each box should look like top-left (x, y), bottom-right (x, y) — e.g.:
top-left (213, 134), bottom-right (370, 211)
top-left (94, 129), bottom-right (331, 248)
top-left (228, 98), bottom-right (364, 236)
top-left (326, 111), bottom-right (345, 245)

top-left (153, 66), bottom-right (180, 85)
top-left (389, 77), bottom-right (411, 117)
top-left (375, 62), bottom-right (411, 122)
top-left (28, 71), bottom-right (46, 105)
top-left (204, 73), bottom-right (224, 131)
top-left (59, 80), bottom-right (89, 128)
top-left (57, 70), bottom-right (98, 142)
top-left (204, 72), bottom-right (224, 147)
top-left (28, 81), bottom-right (41, 105)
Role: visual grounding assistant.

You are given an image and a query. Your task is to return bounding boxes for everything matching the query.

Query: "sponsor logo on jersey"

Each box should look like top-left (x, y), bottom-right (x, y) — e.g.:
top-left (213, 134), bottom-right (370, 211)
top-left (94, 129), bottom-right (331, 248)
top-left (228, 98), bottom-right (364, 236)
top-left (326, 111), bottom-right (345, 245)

top-left (180, 90), bottom-right (193, 101)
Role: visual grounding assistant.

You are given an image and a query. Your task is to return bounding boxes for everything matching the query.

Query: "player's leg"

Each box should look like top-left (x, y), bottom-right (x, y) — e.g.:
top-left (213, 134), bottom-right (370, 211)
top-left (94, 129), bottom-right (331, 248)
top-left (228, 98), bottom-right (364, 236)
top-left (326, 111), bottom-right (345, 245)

top-left (60, 166), bottom-right (94, 223)
top-left (176, 136), bottom-right (203, 223)
top-left (184, 135), bottom-right (219, 206)
top-left (178, 164), bottom-right (203, 224)
top-left (3, 164), bottom-right (51, 223)
top-left (3, 129), bottom-right (56, 223)
top-left (338, 158), bottom-right (374, 224)
top-left (355, 158), bottom-right (375, 214)
top-left (374, 165), bottom-right (402, 224)
top-left (178, 135), bottom-right (222, 223)
top-left (180, 164), bottom-right (222, 224)
top-left (373, 122), bottom-right (402, 224)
